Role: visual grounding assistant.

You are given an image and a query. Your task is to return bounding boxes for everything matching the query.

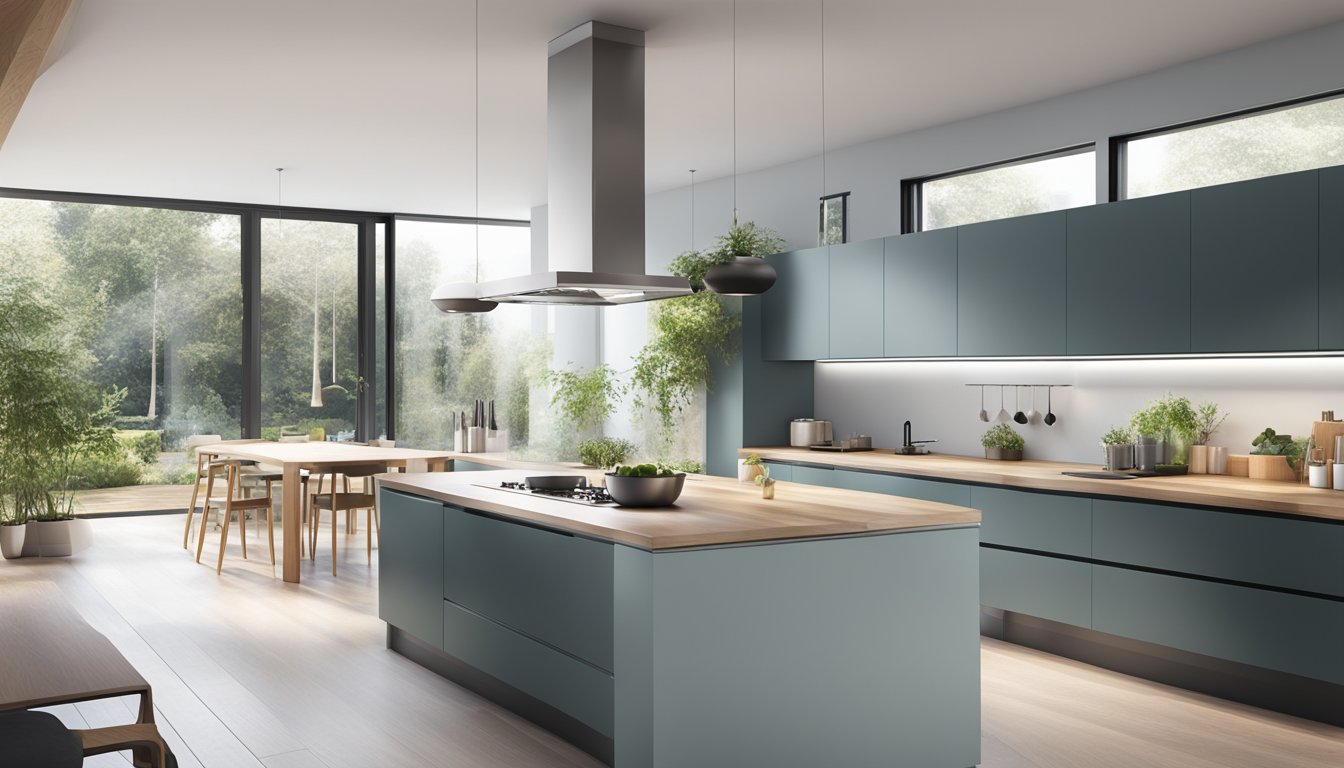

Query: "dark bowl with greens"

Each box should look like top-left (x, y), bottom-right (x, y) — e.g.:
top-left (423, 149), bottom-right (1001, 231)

top-left (604, 464), bottom-right (686, 507)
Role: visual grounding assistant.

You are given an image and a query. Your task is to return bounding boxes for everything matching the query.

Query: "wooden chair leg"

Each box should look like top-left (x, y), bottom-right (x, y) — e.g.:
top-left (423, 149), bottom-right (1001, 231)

top-left (266, 480), bottom-right (276, 566)
top-left (195, 468), bottom-right (218, 563)
top-left (331, 503), bottom-right (338, 577)
top-left (216, 498), bottom-right (233, 575)
top-left (182, 452), bottom-right (206, 549)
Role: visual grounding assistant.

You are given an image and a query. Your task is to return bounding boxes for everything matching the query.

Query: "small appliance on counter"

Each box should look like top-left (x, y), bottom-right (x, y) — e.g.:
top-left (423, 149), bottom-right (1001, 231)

top-left (790, 418), bottom-right (833, 448)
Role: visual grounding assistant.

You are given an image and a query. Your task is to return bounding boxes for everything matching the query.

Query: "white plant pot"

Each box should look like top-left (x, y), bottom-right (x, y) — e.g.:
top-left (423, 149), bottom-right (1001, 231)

top-left (21, 521), bottom-right (40, 557)
top-left (737, 461), bottom-right (764, 483)
top-left (0, 524), bottom-right (26, 560)
top-left (30, 518), bottom-right (94, 557)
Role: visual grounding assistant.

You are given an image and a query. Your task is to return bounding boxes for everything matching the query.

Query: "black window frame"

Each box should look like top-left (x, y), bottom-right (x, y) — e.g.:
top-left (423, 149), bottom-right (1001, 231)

top-left (900, 143), bottom-right (1095, 233)
top-left (1110, 87), bottom-right (1344, 202)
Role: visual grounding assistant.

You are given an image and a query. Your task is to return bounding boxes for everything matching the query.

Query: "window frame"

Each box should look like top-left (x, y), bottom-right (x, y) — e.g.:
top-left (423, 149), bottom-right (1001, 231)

top-left (901, 143), bottom-right (1095, 233)
top-left (1110, 87), bottom-right (1344, 201)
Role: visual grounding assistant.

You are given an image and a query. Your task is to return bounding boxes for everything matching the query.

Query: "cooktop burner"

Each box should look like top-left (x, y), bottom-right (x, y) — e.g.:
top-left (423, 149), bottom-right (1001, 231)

top-left (481, 481), bottom-right (618, 506)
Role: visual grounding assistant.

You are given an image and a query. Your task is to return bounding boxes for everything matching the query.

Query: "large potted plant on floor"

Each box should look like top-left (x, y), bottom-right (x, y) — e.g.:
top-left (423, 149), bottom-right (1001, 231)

top-left (0, 277), bottom-right (117, 559)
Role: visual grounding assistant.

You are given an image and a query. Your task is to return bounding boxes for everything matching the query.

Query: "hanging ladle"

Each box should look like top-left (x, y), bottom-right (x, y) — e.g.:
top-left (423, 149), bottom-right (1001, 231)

top-left (1044, 386), bottom-right (1057, 426)
top-left (978, 385), bottom-right (989, 422)
top-left (1026, 386), bottom-right (1041, 424)
top-left (996, 386), bottom-right (1011, 422)
top-left (1013, 386), bottom-right (1029, 424)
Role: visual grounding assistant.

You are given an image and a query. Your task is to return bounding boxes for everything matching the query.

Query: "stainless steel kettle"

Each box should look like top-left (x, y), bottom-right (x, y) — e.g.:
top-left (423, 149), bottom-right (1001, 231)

top-left (790, 418), bottom-right (833, 447)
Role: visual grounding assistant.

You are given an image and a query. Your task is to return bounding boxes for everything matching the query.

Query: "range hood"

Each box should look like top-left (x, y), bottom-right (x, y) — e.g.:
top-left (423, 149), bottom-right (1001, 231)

top-left (478, 22), bottom-right (692, 306)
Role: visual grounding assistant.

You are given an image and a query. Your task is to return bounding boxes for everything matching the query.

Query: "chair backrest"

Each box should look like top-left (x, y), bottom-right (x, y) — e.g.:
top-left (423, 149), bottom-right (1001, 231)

top-left (184, 434), bottom-right (222, 450)
top-left (278, 435), bottom-right (308, 443)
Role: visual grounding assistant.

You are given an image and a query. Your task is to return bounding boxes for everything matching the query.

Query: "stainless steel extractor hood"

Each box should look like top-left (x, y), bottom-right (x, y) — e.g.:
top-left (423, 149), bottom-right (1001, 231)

top-left (478, 21), bottom-right (692, 306)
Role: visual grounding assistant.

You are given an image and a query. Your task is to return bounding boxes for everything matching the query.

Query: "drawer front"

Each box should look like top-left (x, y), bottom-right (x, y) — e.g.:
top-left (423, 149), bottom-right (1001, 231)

top-left (443, 600), bottom-right (614, 735)
top-left (971, 486), bottom-right (1091, 557)
top-left (980, 548), bottom-right (1091, 628)
top-left (1093, 565), bottom-right (1344, 684)
top-left (789, 464), bottom-right (838, 488)
top-left (833, 469), bottom-right (971, 507)
top-left (444, 507), bottom-right (614, 670)
top-left (378, 490), bottom-right (445, 648)
top-left (760, 460), bottom-right (793, 483)
top-left (1092, 499), bottom-right (1344, 596)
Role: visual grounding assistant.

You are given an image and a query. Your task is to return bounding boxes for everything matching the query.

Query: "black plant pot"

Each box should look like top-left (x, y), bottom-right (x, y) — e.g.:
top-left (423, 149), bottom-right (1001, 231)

top-left (703, 257), bottom-right (777, 296)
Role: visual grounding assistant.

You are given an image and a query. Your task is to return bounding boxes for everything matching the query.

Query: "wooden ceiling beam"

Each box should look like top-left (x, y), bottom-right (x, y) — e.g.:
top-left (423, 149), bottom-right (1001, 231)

top-left (0, 0), bottom-right (74, 151)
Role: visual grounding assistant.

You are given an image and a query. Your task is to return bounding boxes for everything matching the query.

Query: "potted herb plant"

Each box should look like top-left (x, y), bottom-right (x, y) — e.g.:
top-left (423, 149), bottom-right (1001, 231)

top-left (739, 453), bottom-right (765, 483)
top-left (755, 465), bottom-right (776, 499)
top-left (1189, 402), bottom-right (1228, 474)
top-left (1129, 393), bottom-right (1199, 471)
top-left (1248, 427), bottom-right (1306, 481)
top-left (981, 424), bottom-right (1025, 461)
top-left (1099, 426), bottom-right (1134, 471)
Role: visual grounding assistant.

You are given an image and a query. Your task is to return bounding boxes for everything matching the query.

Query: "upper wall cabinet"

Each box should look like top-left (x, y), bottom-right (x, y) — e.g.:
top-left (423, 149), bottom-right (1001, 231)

top-left (885, 228), bottom-right (957, 357)
top-left (1320, 165), bottom-right (1344, 350)
top-left (1066, 192), bottom-right (1191, 355)
top-left (762, 247), bottom-right (830, 361)
top-left (957, 211), bottom-right (1067, 357)
top-left (1190, 171), bottom-right (1319, 353)
top-left (828, 240), bottom-right (885, 358)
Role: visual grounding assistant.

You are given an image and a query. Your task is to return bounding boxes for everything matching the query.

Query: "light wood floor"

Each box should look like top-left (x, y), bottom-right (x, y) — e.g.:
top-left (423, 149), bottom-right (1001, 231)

top-left (1, 514), bottom-right (1340, 767)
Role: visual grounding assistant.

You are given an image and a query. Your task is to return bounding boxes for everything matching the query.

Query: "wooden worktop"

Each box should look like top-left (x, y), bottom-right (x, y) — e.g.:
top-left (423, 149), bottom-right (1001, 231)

top-left (741, 446), bottom-right (1344, 522)
top-left (377, 469), bottom-right (980, 551)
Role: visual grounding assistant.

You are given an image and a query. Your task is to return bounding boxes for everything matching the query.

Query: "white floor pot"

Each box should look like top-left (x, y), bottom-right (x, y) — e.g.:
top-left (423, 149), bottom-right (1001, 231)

top-left (0, 524), bottom-right (26, 560)
top-left (20, 521), bottom-right (40, 557)
top-left (30, 518), bottom-right (94, 557)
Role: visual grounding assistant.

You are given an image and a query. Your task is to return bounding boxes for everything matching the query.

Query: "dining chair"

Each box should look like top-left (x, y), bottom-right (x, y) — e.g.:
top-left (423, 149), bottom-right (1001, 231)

top-left (194, 460), bottom-right (276, 574)
top-left (308, 464), bottom-right (384, 576)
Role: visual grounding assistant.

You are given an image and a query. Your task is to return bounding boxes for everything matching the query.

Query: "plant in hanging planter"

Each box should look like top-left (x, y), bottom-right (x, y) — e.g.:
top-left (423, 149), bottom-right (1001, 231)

top-left (701, 218), bottom-right (786, 295)
top-left (981, 423), bottom-right (1025, 461)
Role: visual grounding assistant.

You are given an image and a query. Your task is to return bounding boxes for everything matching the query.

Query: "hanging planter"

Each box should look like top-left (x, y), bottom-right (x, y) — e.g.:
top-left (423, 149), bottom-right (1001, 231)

top-left (702, 219), bottom-right (785, 297)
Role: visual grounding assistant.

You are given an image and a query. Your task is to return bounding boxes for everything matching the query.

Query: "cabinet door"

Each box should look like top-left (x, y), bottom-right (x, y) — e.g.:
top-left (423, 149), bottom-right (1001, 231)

top-left (828, 240), bottom-right (884, 358)
top-left (1320, 166), bottom-right (1344, 350)
top-left (378, 490), bottom-right (445, 648)
top-left (833, 469), bottom-right (971, 507)
top-left (762, 247), bottom-right (829, 360)
top-left (788, 464), bottom-right (837, 488)
top-left (1191, 171), bottom-right (1319, 352)
top-left (1067, 192), bottom-right (1191, 354)
top-left (980, 548), bottom-right (1092, 628)
top-left (970, 486), bottom-right (1091, 557)
top-left (884, 229), bottom-right (957, 357)
top-left (957, 212), bottom-right (1067, 356)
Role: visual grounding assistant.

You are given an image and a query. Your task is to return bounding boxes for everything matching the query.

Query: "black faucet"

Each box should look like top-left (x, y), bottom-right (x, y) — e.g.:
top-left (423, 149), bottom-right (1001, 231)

top-left (903, 420), bottom-right (912, 448)
top-left (901, 420), bottom-right (936, 454)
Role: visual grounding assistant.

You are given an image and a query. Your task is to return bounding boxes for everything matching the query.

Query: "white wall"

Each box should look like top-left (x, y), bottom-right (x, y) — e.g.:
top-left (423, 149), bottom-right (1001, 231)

top-left (633, 20), bottom-right (1344, 463)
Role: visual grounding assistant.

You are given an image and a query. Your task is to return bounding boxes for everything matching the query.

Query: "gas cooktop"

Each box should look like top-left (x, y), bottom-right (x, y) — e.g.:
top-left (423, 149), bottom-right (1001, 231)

top-left (475, 481), bottom-right (618, 506)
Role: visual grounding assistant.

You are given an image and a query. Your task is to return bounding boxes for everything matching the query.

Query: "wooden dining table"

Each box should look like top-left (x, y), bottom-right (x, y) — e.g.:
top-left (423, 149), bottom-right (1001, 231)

top-left (196, 441), bottom-right (454, 583)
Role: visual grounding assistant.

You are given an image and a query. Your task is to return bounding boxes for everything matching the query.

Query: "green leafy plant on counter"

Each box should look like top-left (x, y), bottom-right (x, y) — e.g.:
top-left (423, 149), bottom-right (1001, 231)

top-left (1129, 393), bottom-right (1199, 463)
top-left (980, 423), bottom-right (1025, 451)
top-left (613, 463), bottom-right (677, 478)
top-left (742, 454), bottom-right (764, 467)
top-left (1250, 427), bottom-right (1308, 470)
top-left (576, 437), bottom-right (635, 470)
top-left (1100, 426), bottom-right (1133, 447)
top-left (1194, 402), bottom-right (1228, 445)
top-left (548, 364), bottom-right (624, 436)
top-left (754, 465), bottom-right (774, 487)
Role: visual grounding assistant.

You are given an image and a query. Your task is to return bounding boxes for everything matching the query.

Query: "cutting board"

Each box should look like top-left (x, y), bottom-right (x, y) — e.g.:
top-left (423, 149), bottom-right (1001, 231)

top-left (1310, 420), bottom-right (1344, 463)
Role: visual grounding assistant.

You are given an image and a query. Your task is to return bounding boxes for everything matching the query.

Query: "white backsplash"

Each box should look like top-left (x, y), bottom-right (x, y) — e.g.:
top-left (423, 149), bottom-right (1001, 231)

top-left (814, 357), bottom-right (1344, 465)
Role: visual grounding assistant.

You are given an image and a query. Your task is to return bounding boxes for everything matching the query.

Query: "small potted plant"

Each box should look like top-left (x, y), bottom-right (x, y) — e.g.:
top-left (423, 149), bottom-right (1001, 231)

top-left (1248, 427), bottom-right (1306, 481)
top-left (1129, 393), bottom-right (1198, 471)
top-left (755, 465), bottom-right (776, 499)
top-left (1100, 426), bottom-right (1134, 471)
top-left (1189, 402), bottom-right (1227, 474)
top-left (981, 424), bottom-right (1024, 461)
top-left (739, 453), bottom-right (765, 483)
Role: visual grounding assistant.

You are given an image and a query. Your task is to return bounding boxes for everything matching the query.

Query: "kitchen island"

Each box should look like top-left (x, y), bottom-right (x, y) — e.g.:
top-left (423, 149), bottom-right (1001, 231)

top-left (376, 469), bottom-right (982, 768)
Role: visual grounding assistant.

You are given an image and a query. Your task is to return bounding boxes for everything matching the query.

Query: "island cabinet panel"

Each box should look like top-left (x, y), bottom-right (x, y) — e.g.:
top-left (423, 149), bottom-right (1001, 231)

top-left (378, 490), bottom-right (445, 648)
top-left (1321, 165), bottom-right (1344, 349)
top-left (442, 600), bottom-right (614, 736)
top-left (828, 240), bottom-right (885, 358)
top-left (980, 548), bottom-right (1092, 628)
top-left (832, 468), bottom-right (972, 507)
top-left (957, 211), bottom-right (1067, 357)
top-left (1092, 565), bottom-right (1344, 684)
top-left (1066, 191), bottom-right (1191, 355)
top-left (759, 460), bottom-right (793, 482)
top-left (1190, 170), bottom-right (1319, 352)
top-left (762, 247), bottom-right (829, 360)
top-left (451, 459), bottom-right (496, 472)
top-left (1092, 499), bottom-right (1344, 596)
top-left (789, 464), bottom-right (837, 487)
top-left (884, 229), bottom-right (958, 357)
top-left (970, 486), bottom-right (1091, 557)
top-left (443, 507), bottom-right (614, 671)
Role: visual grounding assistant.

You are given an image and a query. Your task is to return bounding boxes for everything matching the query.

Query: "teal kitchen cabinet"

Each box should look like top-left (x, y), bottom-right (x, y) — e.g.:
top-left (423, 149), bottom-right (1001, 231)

top-left (1066, 192), bottom-right (1191, 355)
top-left (832, 468), bottom-right (972, 507)
top-left (788, 464), bottom-right (837, 488)
top-left (970, 486), bottom-right (1091, 557)
top-left (884, 228), bottom-right (958, 357)
top-left (1320, 165), bottom-right (1344, 349)
top-left (980, 547), bottom-right (1091, 629)
top-left (1190, 170), bottom-right (1319, 352)
top-left (378, 490), bottom-right (446, 648)
top-left (828, 240), bottom-right (885, 358)
top-left (762, 246), bottom-right (829, 360)
top-left (957, 211), bottom-right (1067, 356)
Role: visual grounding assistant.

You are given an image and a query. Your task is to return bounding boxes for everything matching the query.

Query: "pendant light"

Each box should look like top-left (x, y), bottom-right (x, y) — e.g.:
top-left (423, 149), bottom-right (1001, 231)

top-left (703, 0), bottom-right (778, 297)
top-left (432, 0), bottom-right (497, 314)
top-left (270, 168), bottom-right (325, 409)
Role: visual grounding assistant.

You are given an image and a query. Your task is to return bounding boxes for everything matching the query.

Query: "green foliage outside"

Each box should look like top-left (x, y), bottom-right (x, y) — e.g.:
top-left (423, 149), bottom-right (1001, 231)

top-left (121, 430), bottom-right (163, 464)
top-left (980, 423), bottom-right (1025, 451)
top-left (549, 365), bottom-right (624, 436)
top-left (577, 437), bottom-right (635, 469)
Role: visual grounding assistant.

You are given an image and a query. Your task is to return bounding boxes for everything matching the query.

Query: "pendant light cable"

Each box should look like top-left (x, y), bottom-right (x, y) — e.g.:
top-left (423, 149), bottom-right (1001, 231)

top-left (689, 169), bottom-right (696, 250)
top-left (731, 0), bottom-right (737, 220)
top-left (474, 0), bottom-right (480, 284)
top-left (820, 0), bottom-right (826, 202)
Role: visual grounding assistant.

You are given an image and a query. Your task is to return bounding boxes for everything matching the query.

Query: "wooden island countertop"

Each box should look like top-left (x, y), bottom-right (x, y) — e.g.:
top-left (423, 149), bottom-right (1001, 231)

top-left (377, 468), bottom-right (980, 551)
top-left (741, 446), bottom-right (1344, 522)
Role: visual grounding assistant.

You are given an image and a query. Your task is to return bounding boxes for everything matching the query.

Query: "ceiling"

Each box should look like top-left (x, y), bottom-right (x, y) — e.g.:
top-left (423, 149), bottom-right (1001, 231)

top-left (1, 0), bottom-right (1342, 220)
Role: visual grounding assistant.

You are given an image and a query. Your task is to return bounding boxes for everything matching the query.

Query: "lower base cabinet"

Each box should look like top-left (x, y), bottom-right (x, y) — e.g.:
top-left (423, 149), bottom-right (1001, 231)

top-left (980, 548), bottom-right (1091, 628)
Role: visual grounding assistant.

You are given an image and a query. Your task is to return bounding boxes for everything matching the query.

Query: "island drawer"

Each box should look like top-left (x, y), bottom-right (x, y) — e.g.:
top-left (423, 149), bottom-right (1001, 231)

top-left (1092, 499), bottom-right (1344, 596)
top-left (443, 600), bottom-right (614, 736)
top-left (980, 547), bottom-right (1091, 628)
top-left (378, 490), bottom-right (445, 648)
top-left (444, 506), bottom-right (614, 671)
top-left (971, 486), bottom-right (1091, 557)
top-left (1092, 565), bottom-right (1344, 684)
top-left (832, 469), bottom-right (972, 507)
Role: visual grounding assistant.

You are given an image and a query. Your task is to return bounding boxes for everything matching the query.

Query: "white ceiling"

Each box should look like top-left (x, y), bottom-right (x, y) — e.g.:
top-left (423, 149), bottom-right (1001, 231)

top-left (2, 0), bottom-right (1342, 219)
